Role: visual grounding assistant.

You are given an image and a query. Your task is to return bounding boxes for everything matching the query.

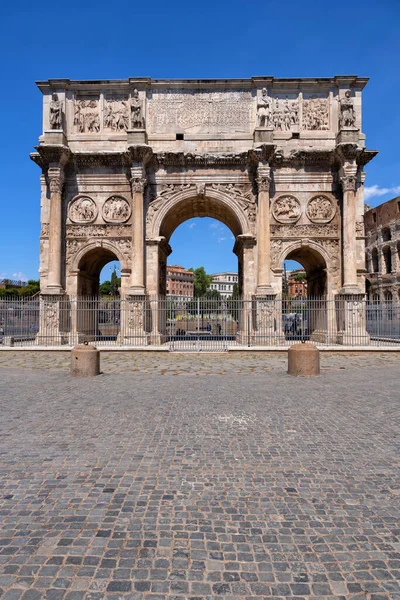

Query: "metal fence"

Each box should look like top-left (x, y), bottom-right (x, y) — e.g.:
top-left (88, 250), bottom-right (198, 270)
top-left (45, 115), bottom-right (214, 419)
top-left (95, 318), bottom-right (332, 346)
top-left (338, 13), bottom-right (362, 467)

top-left (1, 295), bottom-right (399, 349)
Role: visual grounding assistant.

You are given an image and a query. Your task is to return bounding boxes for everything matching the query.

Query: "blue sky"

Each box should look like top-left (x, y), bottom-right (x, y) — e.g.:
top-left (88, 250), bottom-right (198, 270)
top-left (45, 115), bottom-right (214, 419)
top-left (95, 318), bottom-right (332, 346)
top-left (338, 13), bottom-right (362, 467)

top-left (0, 0), bottom-right (399, 282)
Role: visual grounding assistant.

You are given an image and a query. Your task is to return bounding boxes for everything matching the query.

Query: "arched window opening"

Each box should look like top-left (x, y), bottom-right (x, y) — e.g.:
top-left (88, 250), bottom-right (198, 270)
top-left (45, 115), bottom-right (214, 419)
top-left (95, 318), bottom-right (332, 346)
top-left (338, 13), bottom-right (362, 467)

top-left (372, 248), bottom-right (379, 273)
top-left (382, 246), bottom-right (392, 274)
top-left (382, 227), bottom-right (391, 242)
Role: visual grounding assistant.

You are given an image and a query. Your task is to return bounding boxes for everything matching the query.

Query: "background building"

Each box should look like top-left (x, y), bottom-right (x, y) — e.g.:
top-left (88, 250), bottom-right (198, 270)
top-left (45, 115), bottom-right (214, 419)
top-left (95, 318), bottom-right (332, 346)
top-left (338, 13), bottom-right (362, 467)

top-left (365, 196), bottom-right (400, 302)
top-left (287, 270), bottom-right (307, 297)
top-left (209, 272), bottom-right (238, 298)
top-left (166, 266), bottom-right (194, 300)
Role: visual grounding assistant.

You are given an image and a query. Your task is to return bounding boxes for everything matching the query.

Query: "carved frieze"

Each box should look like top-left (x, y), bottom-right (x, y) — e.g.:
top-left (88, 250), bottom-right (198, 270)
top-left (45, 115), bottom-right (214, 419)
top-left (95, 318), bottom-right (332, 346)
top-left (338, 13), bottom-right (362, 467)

top-left (102, 196), bottom-right (131, 223)
top-left (306, 195), bottom-right (336, 223)
top-left (302, 96), bottom-right (329, 130)
top-left (270, 223), bottom-right (339, 237)
top-left (66, 224), bottom-right (131, 238)
top-left (74, 98), bottom-right (100, 133)
top-left (158, 183), bottom-right (193, 199)
top-left (148, 89), bottom-right (252, 134)
top-left (104, 96), bottom-right (129, 131)
top-left (272, 195), bottom-right (301, 223)
top-left (68, 196), bottom-right (97, 224)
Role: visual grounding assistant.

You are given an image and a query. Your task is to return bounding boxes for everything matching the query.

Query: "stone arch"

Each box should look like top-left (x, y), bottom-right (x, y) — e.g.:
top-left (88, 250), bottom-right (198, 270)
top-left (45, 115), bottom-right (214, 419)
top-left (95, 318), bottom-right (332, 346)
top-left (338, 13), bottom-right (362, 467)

top-left (382, 245), bottom-right (392, 274)
top-left (70, 240), bottom-right (130, 296)
top-left (146, 187), bottom-right (252, 240)
top-left (276, 240), bottom-right (331, 297)
top-left (145, 187), bottom-right (256, 297)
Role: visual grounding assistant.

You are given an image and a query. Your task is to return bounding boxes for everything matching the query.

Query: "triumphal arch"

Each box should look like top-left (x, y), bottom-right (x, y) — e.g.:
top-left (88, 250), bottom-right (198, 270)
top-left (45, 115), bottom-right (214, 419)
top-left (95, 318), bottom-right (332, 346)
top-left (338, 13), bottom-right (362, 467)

top-left (31, 76), bottom-right (377, 345)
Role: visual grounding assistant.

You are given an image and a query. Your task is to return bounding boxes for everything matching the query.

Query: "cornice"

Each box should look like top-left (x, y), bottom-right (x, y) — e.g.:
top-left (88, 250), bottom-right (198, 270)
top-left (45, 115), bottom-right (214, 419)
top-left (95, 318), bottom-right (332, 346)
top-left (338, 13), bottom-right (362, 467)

top-left (35, 75), bottom-right (369, 94)
top-left (30, 145), bottom-right (70, 169)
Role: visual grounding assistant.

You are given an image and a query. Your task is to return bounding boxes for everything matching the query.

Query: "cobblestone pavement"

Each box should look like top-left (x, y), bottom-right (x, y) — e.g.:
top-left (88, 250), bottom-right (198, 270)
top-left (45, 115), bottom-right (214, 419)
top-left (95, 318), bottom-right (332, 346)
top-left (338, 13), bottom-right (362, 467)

top-left (0, 350), bottom-right (400, 375)
top-left (1, 355), bottom-right (400, 600)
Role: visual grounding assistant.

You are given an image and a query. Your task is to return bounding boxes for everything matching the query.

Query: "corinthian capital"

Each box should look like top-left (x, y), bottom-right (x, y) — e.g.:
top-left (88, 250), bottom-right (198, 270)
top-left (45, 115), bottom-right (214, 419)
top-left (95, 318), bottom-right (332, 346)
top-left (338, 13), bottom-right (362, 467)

top-left (48, 167), bottom-right (64, 194)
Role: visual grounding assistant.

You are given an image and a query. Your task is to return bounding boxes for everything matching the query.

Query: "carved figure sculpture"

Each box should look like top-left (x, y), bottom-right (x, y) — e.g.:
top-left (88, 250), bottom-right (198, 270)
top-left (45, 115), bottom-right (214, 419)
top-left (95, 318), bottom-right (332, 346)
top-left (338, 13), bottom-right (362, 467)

top-left (307, 195), bottom-right (335, 223)
top-left (272, 195), bottom-right (301, 223)
top-left (49, 93), bottom-right (62, 129)
top-left (339, 90), bottom-right (356, 128)
top-left (131, 89), bottom-right (143, 129)
top-left (257, 88), bottom-right (272, 128)
top-left (68, 196), bottom-right (97, 223)
top-left (102, 196), bottom-right (131, 223)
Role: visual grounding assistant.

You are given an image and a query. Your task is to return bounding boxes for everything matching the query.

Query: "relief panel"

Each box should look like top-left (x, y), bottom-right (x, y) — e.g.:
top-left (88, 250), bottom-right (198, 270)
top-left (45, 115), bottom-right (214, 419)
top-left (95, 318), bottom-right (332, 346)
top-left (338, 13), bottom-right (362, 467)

top-left (74, 97), bottom-right (100, 133)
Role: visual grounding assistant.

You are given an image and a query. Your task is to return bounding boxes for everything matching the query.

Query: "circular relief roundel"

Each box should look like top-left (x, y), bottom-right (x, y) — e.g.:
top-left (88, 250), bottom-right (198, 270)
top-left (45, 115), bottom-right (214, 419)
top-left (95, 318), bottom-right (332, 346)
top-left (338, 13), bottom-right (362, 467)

top-left (272, 195), bottom-right (301, 223)
top-left (68, 196), bottom-right (97, 223)
top-left (102, 196), bottom-right (132, 223)
top-left (306, 195), bottom-right (336, 223)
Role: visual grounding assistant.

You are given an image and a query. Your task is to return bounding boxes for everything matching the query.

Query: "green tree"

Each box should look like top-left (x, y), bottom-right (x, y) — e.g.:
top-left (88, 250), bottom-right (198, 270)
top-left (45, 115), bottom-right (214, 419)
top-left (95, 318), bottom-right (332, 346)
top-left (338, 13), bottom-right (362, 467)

top-left (191, 266), bottom-right (212, 297)
top-left (19, 280), bottom-right (40, 297)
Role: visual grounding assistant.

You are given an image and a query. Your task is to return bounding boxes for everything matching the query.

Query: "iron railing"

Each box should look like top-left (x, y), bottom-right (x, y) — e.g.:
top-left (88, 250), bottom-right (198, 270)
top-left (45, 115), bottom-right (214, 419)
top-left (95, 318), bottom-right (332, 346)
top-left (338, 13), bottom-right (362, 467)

top-left (0, 295), bottom-right (399, 349)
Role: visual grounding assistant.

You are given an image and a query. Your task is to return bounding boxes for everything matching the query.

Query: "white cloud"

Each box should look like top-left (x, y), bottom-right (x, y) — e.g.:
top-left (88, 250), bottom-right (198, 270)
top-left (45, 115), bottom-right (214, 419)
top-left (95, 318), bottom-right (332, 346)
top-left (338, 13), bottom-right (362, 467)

top-left (209, 222), bottom-right (220, 229)
top-left (364, 185), bottom-right (400, 201)
top-left (11, 272), bottom-right (28, 281)
top-left (187, 222), bottom-right (196, 229)
top-left (217, 236), bottom-right (227, 243)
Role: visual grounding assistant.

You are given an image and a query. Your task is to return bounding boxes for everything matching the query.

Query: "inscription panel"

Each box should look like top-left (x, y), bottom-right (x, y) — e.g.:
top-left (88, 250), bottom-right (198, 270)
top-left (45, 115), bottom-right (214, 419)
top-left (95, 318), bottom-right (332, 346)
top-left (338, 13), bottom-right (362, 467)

top-left (148, 89), bottom-right (252, 135)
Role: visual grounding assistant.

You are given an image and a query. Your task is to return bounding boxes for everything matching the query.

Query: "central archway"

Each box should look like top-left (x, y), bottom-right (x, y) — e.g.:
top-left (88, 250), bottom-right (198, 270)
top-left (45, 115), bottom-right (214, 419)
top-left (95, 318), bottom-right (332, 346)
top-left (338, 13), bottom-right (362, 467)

top-left (146, 188), bottom-right (255, 298)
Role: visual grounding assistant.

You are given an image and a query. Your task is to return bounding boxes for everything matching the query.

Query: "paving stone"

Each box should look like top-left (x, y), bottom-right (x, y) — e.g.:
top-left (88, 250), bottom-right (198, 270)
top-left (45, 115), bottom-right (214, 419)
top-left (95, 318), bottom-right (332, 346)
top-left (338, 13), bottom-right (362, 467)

top-left (0, 355), bottom-right (399, 599)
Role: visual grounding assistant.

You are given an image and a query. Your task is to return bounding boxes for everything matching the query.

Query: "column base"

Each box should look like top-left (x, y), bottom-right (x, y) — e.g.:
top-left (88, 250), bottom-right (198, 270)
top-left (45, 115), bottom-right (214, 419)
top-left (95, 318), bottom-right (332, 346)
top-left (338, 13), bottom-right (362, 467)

top-left (41, 285), bottom-right (65, 295)
top-left (253, 294), bottom-right (280, 345)
top-left (36, 295), bottom-right (69, 346)
top-left (336, 293), bottom-right (370, 346)
top-left (119, 295), bottom-right (147, 345)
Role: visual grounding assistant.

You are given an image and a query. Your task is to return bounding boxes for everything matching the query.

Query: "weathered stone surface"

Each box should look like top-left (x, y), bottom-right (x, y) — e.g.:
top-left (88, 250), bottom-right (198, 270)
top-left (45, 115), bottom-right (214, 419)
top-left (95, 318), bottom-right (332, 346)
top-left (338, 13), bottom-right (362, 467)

top-left (32, 76), bottom-right (376, 302)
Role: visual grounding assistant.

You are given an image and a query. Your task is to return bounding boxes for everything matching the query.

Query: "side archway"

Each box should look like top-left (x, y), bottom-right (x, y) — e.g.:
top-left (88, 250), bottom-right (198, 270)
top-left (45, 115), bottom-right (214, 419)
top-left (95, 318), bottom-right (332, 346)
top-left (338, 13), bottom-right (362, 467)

top-left (68, 240), bottom-right (130, 296)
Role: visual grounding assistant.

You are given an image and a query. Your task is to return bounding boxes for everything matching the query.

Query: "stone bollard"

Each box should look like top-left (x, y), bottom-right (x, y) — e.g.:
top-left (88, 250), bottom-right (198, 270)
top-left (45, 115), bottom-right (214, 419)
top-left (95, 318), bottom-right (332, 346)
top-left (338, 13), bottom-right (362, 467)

top-left (71, 343), bottom-right (100, 377)
top-left (288, 342), bottom-right (320, 377)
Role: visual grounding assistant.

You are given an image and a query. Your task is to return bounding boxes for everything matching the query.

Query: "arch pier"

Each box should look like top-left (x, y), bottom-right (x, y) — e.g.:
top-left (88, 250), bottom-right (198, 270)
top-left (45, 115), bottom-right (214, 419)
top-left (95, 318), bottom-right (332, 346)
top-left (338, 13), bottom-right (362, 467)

top-left (31, 76), bottom-right (377, 346)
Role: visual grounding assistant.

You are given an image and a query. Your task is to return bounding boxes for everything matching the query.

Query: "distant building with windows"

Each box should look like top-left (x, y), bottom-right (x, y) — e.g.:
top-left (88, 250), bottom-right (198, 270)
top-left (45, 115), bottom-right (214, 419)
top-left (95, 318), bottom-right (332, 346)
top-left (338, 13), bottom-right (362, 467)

top-left (209, 272), bottom-right (238, 299)
top-left (287, 270), bottom-right (308, 298)
top-left (166, 266), bottom-right (194, 300)
top-left (365, 196), bottom-right (400, 302)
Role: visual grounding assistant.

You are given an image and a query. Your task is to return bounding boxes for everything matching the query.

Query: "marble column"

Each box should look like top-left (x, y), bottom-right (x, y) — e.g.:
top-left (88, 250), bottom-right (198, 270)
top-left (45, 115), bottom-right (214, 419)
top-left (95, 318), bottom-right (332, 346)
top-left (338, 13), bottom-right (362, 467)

top-left (129, 164), bottom-right (146, 295)
top-left (340, 168), bottom-right (360, 293)
top-left (256, 162), bottom-right (274, 295)
top-left (46, 166), bottom-right (64, 293)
